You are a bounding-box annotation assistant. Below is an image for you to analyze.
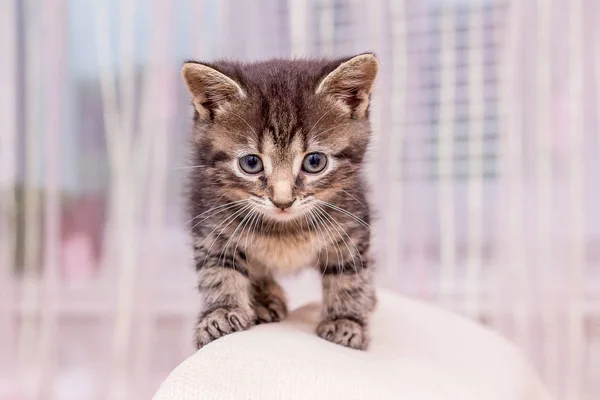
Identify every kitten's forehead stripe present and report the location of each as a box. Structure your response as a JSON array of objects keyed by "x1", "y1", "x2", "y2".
[
  {"x1": 290, "y1": 135, "x2": 304, "y2": 163},
  {"x1": 300, "y1": 128, "x2": 308, "y2": 153}
]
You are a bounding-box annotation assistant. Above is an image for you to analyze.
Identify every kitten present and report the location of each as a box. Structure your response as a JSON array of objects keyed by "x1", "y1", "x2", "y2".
[{"x1": 181, "y1": 53, "x2": 378, "y2": 350}]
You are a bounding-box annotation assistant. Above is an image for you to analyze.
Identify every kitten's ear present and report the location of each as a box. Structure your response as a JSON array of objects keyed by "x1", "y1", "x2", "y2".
[
  {"x1": 181, "y1": 62, "x2": 245, "y2": 120},
  {"x1": 316, "y1": 53, "x2": 379, "y2": 119}
]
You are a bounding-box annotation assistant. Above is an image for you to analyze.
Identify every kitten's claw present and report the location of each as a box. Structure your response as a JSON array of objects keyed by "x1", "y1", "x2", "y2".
[
  {"x1": 195, "y1": 307, "x2": 255, "y2": 349},
  {"x1": 254, "y1": 297, "x2": 287, "y2": 323},
  {"x1": 316, "y1": 318, "x2": 369, "y2": 350}
]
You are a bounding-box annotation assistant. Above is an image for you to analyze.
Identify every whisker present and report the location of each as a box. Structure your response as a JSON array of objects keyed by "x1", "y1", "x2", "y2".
[
  {"x1": 197, "y1": 204, "x2": 252, "y2": 251},
  {"x1": 230, "y1": 208, "x2": 256, "y2": 269},
  {"x1": 316, "y1": 206, "x2": 362, "y2": 263},
  {"x1": 341, "y1": 190, "x2": 368, "y2": 211},
  {"x1": 311, "y1": 207, "x2": 337, "y2": 280},
  {"x1": 218, "y1": 206, "x2": 255, "y2": 267},
  {"x1": 311, "y1": 207, "x2": 342, "y2": 279},
  {"x1": 229, "y1": 110, "x2": 258, "y2": 137},
  {"x1": 314, "y1": 200, "x2": 370, "y2": 229},
  {"x1": 314, "y1": 206, "x2": 361, "y2": 274},
  {"x1": 307, "y1": 108, "x2": 335, "y2": 138},
  {"x1": 172, "y1": 165, "x2": 204, "y2": 170},
  {"x1": 318, "y1": 208, "x2": 350, "y2": 287},
  {"x1": 186, "y1": 200, "x2": 248, "y2": 234},
  {"x1": 315, "y1": 206, "x2": 363, "y2": 284},
  {"x1": 248, "y1": 209, "x2": 262, "y2": 247},
  {"x1": 186, "y1": 199, "x2": 248, "y2": 225},
  {"x1": 303, "y1": 213, "x2": 320, "y2": 270},
  {"x1": 311, "y1": 122, "x2": 353, "y2": 141},
  {"x1": 308, "y1": 209, "x2": 328, "y2": 275},
  {"x1": 243, "y1": 209, "x2": 260, "y2": 250},
  {"x1": 220, "y1": 126, "x2": 253, "y2": 140},
  {"x1": 259, "y1": 210, "x2": 266, "y2": 238},
  {"x1": 197, "y1": 204, "x2": 253, "y2": 270}
]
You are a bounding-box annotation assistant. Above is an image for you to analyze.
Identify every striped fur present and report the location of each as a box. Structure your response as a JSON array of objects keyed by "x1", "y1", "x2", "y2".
[{"x1": 182, "y1": 54, "x2": 378, "y2": 350}]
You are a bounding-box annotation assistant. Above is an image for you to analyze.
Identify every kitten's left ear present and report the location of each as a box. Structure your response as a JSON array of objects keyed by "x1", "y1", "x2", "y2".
[
  {"x1": 181, "y1": 61, "x2": 246, "y2": 120},
  {"x1": 316, "y1": 53, "x2": 379, "y2": 119}
]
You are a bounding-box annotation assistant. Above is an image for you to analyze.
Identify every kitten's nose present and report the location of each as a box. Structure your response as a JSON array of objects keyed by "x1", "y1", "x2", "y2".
[{"x1": 271, "y1": 199, "x2": 295, "y2": 210}]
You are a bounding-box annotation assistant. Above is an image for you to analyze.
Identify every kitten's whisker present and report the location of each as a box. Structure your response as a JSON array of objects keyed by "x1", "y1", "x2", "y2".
[
  {"x1": 197, "y1": 204, "x2": 253, "y2": 270},
  {"x1": 307, "y1": 108, "x2": 335, "y2": 138},
  {"x1": 316, "y1": 205, "x2": 363, "y2": 267},
  {"x1": 292, "y1": 217, "x2": 301, "y2": 231},
  {"x1": 221, "y1": 126, "x2": 252, "y2": 140},
  {"x1": 259, "y1": 210, "x2": 266, "y2": 237},
  {"x1": 186, "y1": 200, "x2": 248, "y2": 234},
  {"x1": 315, "y1": 206, "x2": 364, "y2": 284},
  {"x1": 243, "y1": 209, "x2": 260, "y2": 249},
  {"x1": 231, "y1": 208, "x2": 256, "y2": 269},
  {"x1": 312, "y1": 204, "x2": 358, "y2": 282},
  {"x1": 310, "y1": 209, "x2": 334, "y2": 279},
  {"x1": 188, "y1": 194, "x2": 225, "y2": 216},
  {"x1": 311, "y1": 207, "x2": 342, "y2": 279},
  {"x1": 308, "y1": 211, "x2": 326, "y2": 269},
  {"x1": 186, "y1": 199, "x2": 248, "y2": 225},
  {"x1": 185, "y1": 199, "x2": 248, "y2": 226},
  {"x1": 229, "y1": 110, "x2": 258, "y2": 137},
  {"x1": 314, "y1": 200, "x2": 370, "y2": 229},
  {"x1": 316, "y1": 206, "x2": 348, "y2": 283},
  {"x1": 303, "y1": 214, "x2": 319, "y2": 270},
  {"x1": 341, "y1": 190, "x2": 368, "y2": 211},
  {"x1": 205, "y1": 207, "x2": 250, "y2": 271},
  {"x1": 234, "y1": 208, "x2": 256, "y2": 256},
  {"x1": 320, "y1": 211, "x2": 347, "y2": 286},
  {"x1": 218, "y1": 206, "x2": 255, "y2": 267},
  {"x1": 308, "y1": 210, "x2": 329, "y2": 277},
  {"x1": 311, "y1": 122, "x2": 353, "y2": 141},
  {"x1": 314, "y1": 206, "x2": 361, "y2": 276},
  {"x1": 173, "y1": 165, "x2": 204, "y2": 170},
  {"x1": 198, "y1": 204, "x2": 252, "y2": 252},
  {"x1": 248, "y1": 209, "x2": 262, "y2": 247},
  {"x1": 187, "y1": 208, "x2": 237, "y2": 236}
]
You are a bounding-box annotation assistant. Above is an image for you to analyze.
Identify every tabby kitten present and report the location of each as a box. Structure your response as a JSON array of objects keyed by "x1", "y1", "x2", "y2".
[{"x1": 181, "y1": 53, "x2": 378, "y2": 350}]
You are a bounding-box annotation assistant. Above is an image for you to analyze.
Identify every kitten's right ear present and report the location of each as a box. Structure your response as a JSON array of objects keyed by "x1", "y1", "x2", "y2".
[
  {"x1": 316, "y1": 53, "x2": 378, "y2": 119},
  {"x1": 181, "y1": 62, "x2": 245, "y2": 120}
]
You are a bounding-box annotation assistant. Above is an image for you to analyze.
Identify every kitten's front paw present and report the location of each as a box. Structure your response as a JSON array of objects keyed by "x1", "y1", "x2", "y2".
[
  {"x1": 316, "y1": 318, "x2": 369, "y2": 350},
  {"x1": 195, "y1": 307, "x2": 255, "y2": 349},
  {"x1": 254, "y1": 297, "x2": 287, "y2": 323}
]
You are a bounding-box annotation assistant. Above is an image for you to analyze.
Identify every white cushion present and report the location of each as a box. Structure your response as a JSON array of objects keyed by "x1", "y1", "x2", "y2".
[{"x1": 153, "y1": 290, "x2": 553, "y2": 400}]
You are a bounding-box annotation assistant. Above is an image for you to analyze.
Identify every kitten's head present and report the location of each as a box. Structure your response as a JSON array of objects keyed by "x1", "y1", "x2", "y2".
[{"x1": 182, "y1": 54, "x2": 378, "y2": 223}]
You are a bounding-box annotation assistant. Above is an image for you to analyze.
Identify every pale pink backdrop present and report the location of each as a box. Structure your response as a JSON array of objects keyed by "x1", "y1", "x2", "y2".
[{"x1": 0, "y1": 0, "x2": 599, "y2": 399}]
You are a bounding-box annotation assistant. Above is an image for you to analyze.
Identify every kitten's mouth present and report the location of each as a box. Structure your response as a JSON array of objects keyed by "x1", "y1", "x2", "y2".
[
  {"x1": 251, "y1": 196, "x2": 313, "y2": 223},
  {"x1": 270, "y1": 208, "x2": 300, "y2": 222}
]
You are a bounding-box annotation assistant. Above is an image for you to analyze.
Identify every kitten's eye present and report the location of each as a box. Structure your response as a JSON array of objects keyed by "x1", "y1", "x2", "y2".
[
  {"x1": 302, "y1": 152, "x2": 327, "y2": 174},
  {"x1": 239, "y1": 154, "x2": 263, "y2": 174}
]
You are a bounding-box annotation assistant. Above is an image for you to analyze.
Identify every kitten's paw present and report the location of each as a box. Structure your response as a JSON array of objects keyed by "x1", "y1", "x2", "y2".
[
  {"x1": 195, "y1": 307, "x2": 255, "y2": 349},
  {"x1": 254, "y1": 297, "x2": 287, "y2": 323},
  {"x1": 316, "y1": 318, "x2": 369, "y2": 350}
]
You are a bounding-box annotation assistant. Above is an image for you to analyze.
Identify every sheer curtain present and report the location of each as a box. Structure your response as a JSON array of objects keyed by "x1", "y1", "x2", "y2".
[{"x1": 0, "y1": 0, "x2": 598, "y2": 399}]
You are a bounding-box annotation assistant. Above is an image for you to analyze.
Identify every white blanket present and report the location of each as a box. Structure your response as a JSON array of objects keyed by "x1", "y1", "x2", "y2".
[{"x1": 153, "y1": 290, "x2": 553, "y2": 400}]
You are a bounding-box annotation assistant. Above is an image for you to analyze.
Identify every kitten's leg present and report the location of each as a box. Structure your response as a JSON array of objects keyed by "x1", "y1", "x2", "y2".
[
  {"x1": 194, "y1": 246, "x2": 255, "y2": 349},
  {"x1": 253, "y1": 275, "x2": 288, "y2": 324},
  {"x1": 316, "y1": 245, "x2": 376, "y2": 350}
]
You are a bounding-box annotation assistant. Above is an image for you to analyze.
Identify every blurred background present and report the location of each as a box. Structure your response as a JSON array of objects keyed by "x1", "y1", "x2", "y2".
[{"x1": 0, "y1": 0, "x2": 599, "y2": 399}]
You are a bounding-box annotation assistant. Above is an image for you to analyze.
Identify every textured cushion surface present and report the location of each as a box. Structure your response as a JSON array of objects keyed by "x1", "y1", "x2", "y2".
[{"x1": 153, "y1": 290, "x2": 553, "y2": 400}]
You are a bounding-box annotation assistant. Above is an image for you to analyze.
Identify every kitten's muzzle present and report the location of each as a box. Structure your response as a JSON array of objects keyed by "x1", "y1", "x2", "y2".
[{"x1": 270, "y1": 199, "x2": 295, "y2": 210}]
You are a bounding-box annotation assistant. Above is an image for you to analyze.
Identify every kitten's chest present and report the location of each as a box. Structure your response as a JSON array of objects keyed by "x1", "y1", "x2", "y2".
[{"x1": 246, "y1": 234, "x2": 320, "y2": 274}]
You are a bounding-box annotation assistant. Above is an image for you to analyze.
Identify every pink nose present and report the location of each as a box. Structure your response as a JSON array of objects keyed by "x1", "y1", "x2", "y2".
[{"x1": 271, "y1": 199, "x2": 295, "y2": 210}]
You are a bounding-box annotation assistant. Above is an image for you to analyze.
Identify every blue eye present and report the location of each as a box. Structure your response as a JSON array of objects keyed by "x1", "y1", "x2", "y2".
[
  {"x1": 239, "y1": 154, "x2": 263, "y2": 174},
  {"x1": 302, "y1": 152, "x2": 327, "y2": 173}
]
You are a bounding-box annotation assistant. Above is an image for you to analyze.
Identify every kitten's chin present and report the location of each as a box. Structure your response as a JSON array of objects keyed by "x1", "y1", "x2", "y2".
[{"x1": 265, "y1": 209, "x2": 304, "y2": 223}]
